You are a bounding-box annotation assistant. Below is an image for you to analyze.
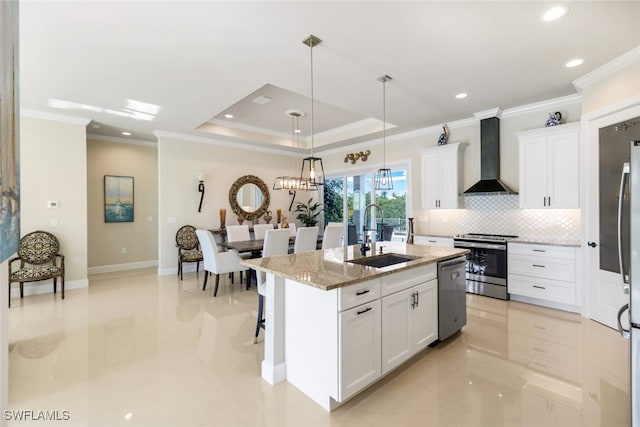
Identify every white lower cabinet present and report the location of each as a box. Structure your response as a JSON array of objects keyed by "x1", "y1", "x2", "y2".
[
  {"x1": 508, "y1": 243, "x2": 577, "y2": 306},
  {"x1": 283, "y1": 264, "x2": 439, "y2": 411},
  {"x1": 381, "y1": 279, "x2": 438, "y2": 374},
  {"x1": 338, "y1": 299, "x2": 381, "y2": 401},
  {"x1": 413, "y1": 235, "x2": 454, "y2": 248}
]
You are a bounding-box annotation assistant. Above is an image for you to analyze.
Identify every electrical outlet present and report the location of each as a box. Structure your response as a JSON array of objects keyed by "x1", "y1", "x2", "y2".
[{"x1": 121, "y1": 248, "x2": 127, "y2": 254}]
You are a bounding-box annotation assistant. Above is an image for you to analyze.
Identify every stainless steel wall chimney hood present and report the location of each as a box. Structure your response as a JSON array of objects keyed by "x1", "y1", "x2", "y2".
[{"x1": 463, "y1": 117, "x2": 517, "y2": 195}]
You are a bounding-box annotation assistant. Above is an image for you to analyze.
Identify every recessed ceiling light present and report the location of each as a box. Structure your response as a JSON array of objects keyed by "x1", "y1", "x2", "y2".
[
  {"x1": 543, "y1": 5, "x2": 569, "y2": 22},
  {"x1": 565, "y1": 58, "x2": 584, "y2": 68},
  {"x1": 122, "y1": 131, "x2": 131, "y2": 136},
  {"x1": 224, "y1": 114, "x2": 234, "y2": 119},
  {"x1": 455, "y1": 93, "x2": 468, "y2": 99}
]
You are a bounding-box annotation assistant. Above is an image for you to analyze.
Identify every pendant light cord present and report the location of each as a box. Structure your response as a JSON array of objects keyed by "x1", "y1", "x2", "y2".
[
  {"x1": 383, "y1": 77, "x2": 386, "y2": 168},
  {"x1": 310, "y1": 38, "x2": 315, "y2": 157}
]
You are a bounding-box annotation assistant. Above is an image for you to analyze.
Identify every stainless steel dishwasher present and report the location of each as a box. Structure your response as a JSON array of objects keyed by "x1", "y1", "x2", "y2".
[{"x1": 438, "y1": 256, "x2": 467, "y2": 341}]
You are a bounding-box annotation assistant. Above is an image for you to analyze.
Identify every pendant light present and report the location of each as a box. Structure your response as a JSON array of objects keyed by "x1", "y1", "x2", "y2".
[
  {"x1": 299, "y1": 34, "x2": 325, "y2": 190},
  {"x1": 375, "y1": 74, "x2": 393, "y2": 191},
  {"x1": 273, "y1": 110, "x2": 308, "y2": 190}
]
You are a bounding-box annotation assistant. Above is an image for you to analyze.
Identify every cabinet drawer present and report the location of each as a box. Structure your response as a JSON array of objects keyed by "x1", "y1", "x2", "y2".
[
  {"x1": 508, "y1": 254, "x2": 575, "y2": 282},
  {"x1": 413, "y1": 236, "x2": 453, "y2": 247},
  {"x1": 508, "y1": 243, "x2": 575, "y2": 260},
  {"x1": 338, "y1": 279, "x2": 381, "y2": 312},
  {"x1": 508, "y1": 274, "x2": 576, "y2": 305},
  {"x1": 381, "y1": 264, "x2": 436, "y2": 296}
]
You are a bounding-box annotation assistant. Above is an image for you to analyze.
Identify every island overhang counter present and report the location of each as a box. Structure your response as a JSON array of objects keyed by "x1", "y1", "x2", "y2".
[{"x1": 242, "y1": 242, "x2": 469, "y2": 411}]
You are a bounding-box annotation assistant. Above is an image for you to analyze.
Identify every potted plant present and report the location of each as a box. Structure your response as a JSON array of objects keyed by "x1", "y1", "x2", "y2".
[{"x1": 293, "y1": 197, "x2": 323, "y2": 227}]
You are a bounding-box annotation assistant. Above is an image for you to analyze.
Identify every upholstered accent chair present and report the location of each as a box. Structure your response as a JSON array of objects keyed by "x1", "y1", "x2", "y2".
[
  {"x1": 8, "y1": 230, "x2": 65, "y2": 307},
  {"x1": 176, "y1": 225, "x2": 203, "y2": 280}
]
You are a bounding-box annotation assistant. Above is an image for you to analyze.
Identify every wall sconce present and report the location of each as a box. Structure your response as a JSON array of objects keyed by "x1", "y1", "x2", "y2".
[
  {"x1": 344, "y1": 149, "x2": 371, "y2": 164},
  {"x1": 197, "y1": 171, "x2": 205, "y2": 212}
]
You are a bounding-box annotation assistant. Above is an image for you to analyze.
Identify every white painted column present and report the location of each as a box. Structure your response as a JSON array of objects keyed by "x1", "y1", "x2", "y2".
[{"x1": 261, "y1": 273, "x2": 286, "y2": 384}]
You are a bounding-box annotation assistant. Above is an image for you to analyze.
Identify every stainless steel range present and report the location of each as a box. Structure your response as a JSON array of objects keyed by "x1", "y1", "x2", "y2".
[{"x1": 453, "y1": 233, "x2": 518, "y2": 300}]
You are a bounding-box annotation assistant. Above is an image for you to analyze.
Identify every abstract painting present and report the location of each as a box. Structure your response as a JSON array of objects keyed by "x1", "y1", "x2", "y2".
[
  {"x1": 104, "y1": 175, "x2": 134, "y2": 223},
  {"x1": 0, "y1": 0, "x2": 20, "y2": 262}
]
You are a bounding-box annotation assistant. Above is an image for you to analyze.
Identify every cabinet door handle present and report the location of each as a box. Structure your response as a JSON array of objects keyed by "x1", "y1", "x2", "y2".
[
  {"x1": 356, "y1": 307, "x2": 372, "y2": 315},
  {"x1": 548, "y1": 196, "x2": 551, "y2": 206},
  {"x1": 410, "y1": 292, "x2": 416, "y2": 308},
  {"x1": 532, "y1": 264, "x2": 546, "y2": 268},
  {"x1": 532, "y1": 249, "x2": 546, "y2": 252},
  {"x1": 543, "y1": 197, "x2": 547, "y2": 207},
  {"x1": 533, "y1": 285, "x2": 546, "y2": 290},
  {"x1": 415, "y1": 291, "x2": 419, "y2": 307},
  {"x1": 356, "y1": 289, "x2": 370, "y2": 296}
]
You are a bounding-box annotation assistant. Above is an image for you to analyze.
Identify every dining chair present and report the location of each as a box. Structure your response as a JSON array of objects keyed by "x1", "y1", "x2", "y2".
[
  {"x1": 195, "y1": 229, "x2": 248, "y2": 297},
  {"x1": 294, "y1": 226, "x2": 319, "y2": 254},
  {"x1": 253, "y1": 223, "x2": 274, "y2": 240},
  {"x1": 175, "y1": 225, "x2": 203, "y2": 280},
  {"x1": 278, "y1": 222, "x2": 297, "y2": 237},
  {"x1": 226, "y1": 224, "x2": 250, "y2": 242},
  {"x1": 322, "y1": 223, "x2": 345, "y2": 250},
  {"x1": 255, "y1": 228, "x2": 290, "y2": 343}
]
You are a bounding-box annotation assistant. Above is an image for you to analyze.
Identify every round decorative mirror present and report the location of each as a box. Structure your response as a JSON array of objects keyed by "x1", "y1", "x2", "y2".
[{"x1": 229, "y1": 175, "x2": 270, "y2": 220}]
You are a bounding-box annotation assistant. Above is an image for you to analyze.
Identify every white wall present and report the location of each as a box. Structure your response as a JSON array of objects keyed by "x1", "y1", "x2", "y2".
[
  {"x1": 17, "y1": 114, "x2": 89, "y2": 292},
  {"x1": 156, "y1": 133, "x2": 299, "y2": 275},
  {"x1": 87, "y1": 139, "x2": 158, "y2": 273}
]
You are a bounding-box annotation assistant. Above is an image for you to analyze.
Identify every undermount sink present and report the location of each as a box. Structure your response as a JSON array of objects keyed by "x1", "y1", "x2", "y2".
[{"x1": 346, "y1": 253, "x2": 421, "y2": 268}]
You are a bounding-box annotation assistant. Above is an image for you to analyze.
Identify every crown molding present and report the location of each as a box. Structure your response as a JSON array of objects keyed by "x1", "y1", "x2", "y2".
[
  {"x1": 87, "y1": 133, "x2": 158, "y2": 148},
  {"x1": 20, "y1": 108, "x2": 91, "y2": 126},
  {"x1": 501, "y1": 93, "x2": 582, "y2": 118},
  {"x1": 573, "y1": 46, "x2": 640, "y2": 92},
  {"x1": 153, "y1": 130, "x2": 302, "y2": 156},
  {"x1": 473, "y1": 108, "x2": 503, "y2": 119}
]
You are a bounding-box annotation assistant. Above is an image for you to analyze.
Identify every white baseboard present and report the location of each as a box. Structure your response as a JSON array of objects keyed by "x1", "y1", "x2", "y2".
[
  {"x1": 9, "y1": 279, "x2": 88, "y2": 298},
  {"x1": 88, "y1": 260, "x2": 158, "y2": 275},
  {"x1": 158, "y1": 262, "x2": 201, "y2": 277},
  {"x1": 510, "y1": 294, "x2": 581, "y2": 314}
]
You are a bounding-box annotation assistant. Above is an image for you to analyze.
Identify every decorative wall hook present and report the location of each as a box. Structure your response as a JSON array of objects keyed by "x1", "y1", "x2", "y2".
[
  {"x1": 197, "y1": 171, "x2": 205, "y2": 212},
  {"x1": 344, "y1": 149, "x2": 371, "y2": 164}
]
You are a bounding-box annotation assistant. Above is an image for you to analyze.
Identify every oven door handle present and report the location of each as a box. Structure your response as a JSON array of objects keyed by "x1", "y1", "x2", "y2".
[{"x1": 454, "y1": 241, "x2": 506, "y2": 251}]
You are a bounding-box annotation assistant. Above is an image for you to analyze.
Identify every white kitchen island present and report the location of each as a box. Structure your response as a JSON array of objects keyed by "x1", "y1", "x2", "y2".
[{"x1": 242, "y1": 241, "x2": 468, "y2": 411}]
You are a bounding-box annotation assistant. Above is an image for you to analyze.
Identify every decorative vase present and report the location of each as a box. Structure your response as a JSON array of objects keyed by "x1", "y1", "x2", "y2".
[
  {"x1": 264, "y1": 210, "x2": 272, "y2": 224},
  {"x1": 219, "y1": 208, "x2": 226, "y2": 230},
  {"x1": 237, "y1": 214, "x2": 245, "y2": 225},
  {"x1": 281, "y1": 216, "x2": 289, "y2": 229},
  {"x1": 407, "y1": 217, "x2": 415, "y2": 244},
  {"x1": 276, "y1": 208, "x2": 282, "y2": 224}
]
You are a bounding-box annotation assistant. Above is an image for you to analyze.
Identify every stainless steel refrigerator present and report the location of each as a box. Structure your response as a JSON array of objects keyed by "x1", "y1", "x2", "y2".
[{"x1": 617, "y1": 140, "x2": 640, "y2": 427}]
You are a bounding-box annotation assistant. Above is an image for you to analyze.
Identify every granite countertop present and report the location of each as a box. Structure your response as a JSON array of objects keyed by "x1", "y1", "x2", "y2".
[
  {"x1": 509, "y1": 238, "x2": 581, "y2": 247},
  {"x1": 242, "y1": 242, "x2": 469, "y2": 291}
]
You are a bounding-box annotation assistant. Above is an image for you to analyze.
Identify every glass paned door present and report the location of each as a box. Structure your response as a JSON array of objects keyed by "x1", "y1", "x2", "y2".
[
  {"x1": 323, "y1": 177, "x2": 344, "y2": 225},
  {"x1": 376, "y1": 169, "x2": 407, "y2": 241},
  {"x1": 347, "y1": 174, "x2": 372, "y2": 244},
  {"x1": 324, "y1": 167, "x2": 408, "y2": 245}
]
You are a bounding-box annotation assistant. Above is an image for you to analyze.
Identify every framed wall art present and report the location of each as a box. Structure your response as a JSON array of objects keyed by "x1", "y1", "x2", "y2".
[
  {"x1": 104, "y1": 175, "x2": 134, "y2": 223},
  {"x1": 0, "y1": 0, "x2": 21, "y2": 263}
]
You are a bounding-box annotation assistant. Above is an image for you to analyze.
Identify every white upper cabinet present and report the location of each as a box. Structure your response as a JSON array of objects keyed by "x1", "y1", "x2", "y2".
[
  {"x1": 421, "y1": 142, "x2": 466, "y2": 209},
  {"x1": 516, "y1": 123, "x2": 580, "y2": 209}
]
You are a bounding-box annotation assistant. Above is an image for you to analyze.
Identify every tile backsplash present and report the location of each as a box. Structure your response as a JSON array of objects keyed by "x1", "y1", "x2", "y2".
[{"x1": 420, "y1": 195, "x2": 581, "y2": 242}]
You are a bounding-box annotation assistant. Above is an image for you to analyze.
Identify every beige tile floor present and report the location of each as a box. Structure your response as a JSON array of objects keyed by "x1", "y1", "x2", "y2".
[{"x1": 8, "y1": 268, "x2": 630, "y2": 426}]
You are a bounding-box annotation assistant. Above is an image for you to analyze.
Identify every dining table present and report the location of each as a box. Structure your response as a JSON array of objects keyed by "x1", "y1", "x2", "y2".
[{"x1": 216, "y1": 234, "x2": 322, "y2": 288}]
